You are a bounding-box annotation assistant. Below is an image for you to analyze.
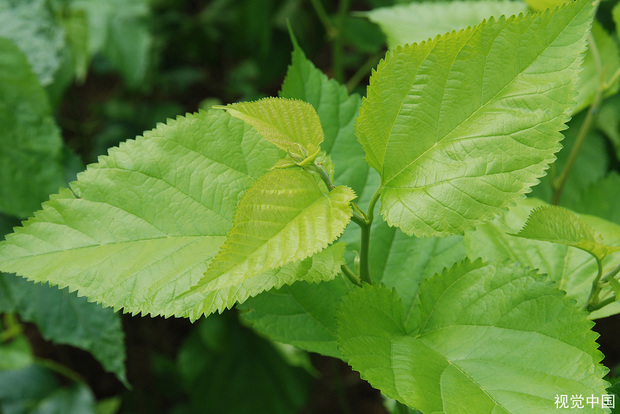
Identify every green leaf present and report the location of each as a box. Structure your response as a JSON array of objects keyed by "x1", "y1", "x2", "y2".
[
  {"x1": 514, "y1": 205, "x2": 620, "y2": 260},
  {"x1": 182, "y1": 167, "x2": 354, "y2": 320},
  {"x1": 0, "y1": 0, "x2": 65, "y2": 86},
  {"x1": 0, "y1": 275, "x2": 127, "y2": 385},
  {"x1": 571, "y1": 172, "x2": 620, "y2": 225},
  {"x1": 337, "y1": 260, "x2": 609, "y2": 413},
  {"x1": 216, "y1": 98, "x2": 324, "y2": 163},
  {"x1": 0, "y1": 335, "x2": 33, "y2": 371},
  {"x1": 465, "y1": 198, "x2": 620, "y2": 317},
  {"x1": 0, "y1": 110, "x2": 284, "y2": 318},
  {"x1": 596, "y1": 95, "x2": 620, "y2": 162},
  {"x1": 279, "y1": 39, "x2": 368, "y2": 195},
  {"x1": 0, "y1": 37, "x2": 65, "y2": 218},
  {"x1": 0, "y1": 365, "x2": 96, "y2": 414},
  {"x1": 573, "y1": 21, "x2": 620, "y2": 114},
  {"x1": 363, "y1": 0, "x2": 527, "y2": 49},
  {"x1": 524, "y1": 0, "x2": 568, "y2": 11},
  {"x1": 529, "y1": 111, "x2": 609, "y2": 207},
  {"x1": 68, "y1": 0, "x2": 151, "y2": 87},
  {"x1": 356, "y1": 0, "x2": 594, "y2": 237},
  {"x1": 240, "y1": 211, "x2": 465, "y2": 358},
  {"x1": 177, "y1": 313, "x2": 311, "y2": 414}
]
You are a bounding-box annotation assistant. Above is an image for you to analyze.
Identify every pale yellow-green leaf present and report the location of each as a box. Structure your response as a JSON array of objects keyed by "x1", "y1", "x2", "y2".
[{"x1": 216, "y1": 97, "x2": 323, "y2": 163}]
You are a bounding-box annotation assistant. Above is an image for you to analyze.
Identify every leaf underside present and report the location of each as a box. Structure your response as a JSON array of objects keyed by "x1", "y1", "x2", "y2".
[
  {"x1": 356, "y1": 0, "x2": 594, "y2": 237},
  {"x1": 337, "y1": 260, "x2": 609, "y2": 413},
  {"x1": 365, "y1": 0, "x2": 527, "y2": 49},
  {"x1": 514, "y1": 205, "x2": 620, "y2": 260},
  {"x1": 465, "y1": 198, "x2": 620, "y2": 317}
]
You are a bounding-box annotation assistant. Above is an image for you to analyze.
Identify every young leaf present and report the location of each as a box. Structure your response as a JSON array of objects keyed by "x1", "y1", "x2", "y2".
[
  {"x1": 363, "y1": 0, "x2": 527, "y2": 49},
  {"x1": 356, "y1": 0, "x2": 594, "y2": 237},
  {"x1": 0, "y1": 38, "x2": 65, "y2": 218},
  {"x1": 0, "y1": 274, "x2": 127, "y2": 385},
  {"x1": 216, "y1": 98, "x2": 324, "y2": 164},
  {"x1": 514, "y1": 205, "x2": 620, "y2": 260},
  {"x1": 240, "y1": 213, "x2": 465, "y2": 358},
  {"x1": 0, "y1": 110, "x2": 284, "y2": 318},
  {"x1": 337, "y1": 260, "x2": 609, "y2": 413},
  {"x1": 182, "y1": 168, "x2": 355, "y2": 319},
  {"x1": 279, "y1": 38, "x2": 367, "y2": 195}
]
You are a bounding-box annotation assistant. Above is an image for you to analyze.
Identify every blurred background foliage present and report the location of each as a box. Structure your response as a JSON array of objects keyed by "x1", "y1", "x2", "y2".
[{"x1": 1, "y1": 0, "x2": 620, "y2": 413}]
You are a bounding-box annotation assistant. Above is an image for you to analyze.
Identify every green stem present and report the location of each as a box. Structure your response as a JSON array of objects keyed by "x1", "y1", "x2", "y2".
[
  {"x1": 552, "y1": 85, "x2": 604, "y2": 205},
  {"x1": 309, "y1": 0, "x2": 334, "y2": 37},
  {"x1": 353, "y1": 189, "x2": 381, "y2": 285},
  {"x1": 552, "y1": 34, "x2": 604, "y2": 205},
  {"x1": 359, "y1": 221, "x2": 371, "y2": 284},
  {"x1": 341, "y1": 264, "x2": 362, "y2": 287},
  {"x1": 601, "y1": 262, "x2": 620, "y2": 283},
  {"x1": 586, "y1": 258, "x2": 605, "y2": 310},
  {"x1": 314, "y1": 163, "x2": 335, "y2": 190},
  {"x1": 332, "y1": 0, "x2": 351, "y2": 83},
  {"x1": 0, "y1": 313, "x2": 22, "y2": 343},
  {"x1": 346, "y1": 52, "x2": 382, "y2": 93},
  {"x1": 35, "y1": 358, "x2": 85, "y2": 383},
  {"x1": 588, "y1": 295, "x2": 616, "y2": 312}
]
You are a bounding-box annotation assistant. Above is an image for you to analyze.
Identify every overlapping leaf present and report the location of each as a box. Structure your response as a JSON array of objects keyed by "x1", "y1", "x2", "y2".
[
  {"x1": 530, "y1": 112, "x2": 609, "y2": 206},
  {"x1": 240, "y1": 184, "x2": 464, "y2": 358},
  {"x1": 363, "y1": 0, "x2": 526, "y2": 49},
  {"x1": 177, "y1": 314, "x2": 311, "y2": 414},
  {"x1": 337, "y1": 260, "x2": 609, "y2": 413},
  {"x1": 514, "y1": 205, "x2": 620, "y2": 260},
  {"x1": 216, "y1": 98, "x2": 324, "y2": 164},
  {"x1": 572, "y1": 172, "x2": 620, "y2": 225},
  {"x1": 0, "y1": 38, "x2": 65, "y2": 218},
  {"x1": 0, "y1": 110, "x2": 298, "y2": 318},
  {"x1": 279, "y1": 38, "x2": 367, "y2": 194},
  {"x1": 465, "y1": 198, "x2": 620, "y2": 317},
  {"x1": 356, "y1": 0, "x2": 594, "y2": 237},
  {"x1": 0, "y1": 275, "x2": 127, "y2": 385},
  {"x1": 181, "y1": 167, "x2": 355, "y2": 320}
]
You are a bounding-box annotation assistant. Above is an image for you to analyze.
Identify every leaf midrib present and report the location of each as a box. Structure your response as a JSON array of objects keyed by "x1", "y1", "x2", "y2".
[{"x1": 381, "y1": 6, "x2": 582, "y2": 189}]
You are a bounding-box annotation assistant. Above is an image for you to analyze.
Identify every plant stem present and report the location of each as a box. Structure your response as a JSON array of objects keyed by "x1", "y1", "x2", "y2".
[
  {"x1": 309, "y1": 0, "x2": 334, "y2": 37},
  {"x1": 586, "y1": 258, "x2": 605, "y2": 310},
  {"x1": 35, "y1": 357, "x2": 85, "y2": 383},
  {"x1": 552, "y1": 86, "x2": 604, "y2": 205},
  {"x1": 332, "y1": 0, "x2": 351, "y2": 83},
  {"x1": 588, "y1": 295, "x2": 616, "y2": 312},
  {"x1": 601, "y1": 262, "x2": 620, "y2": 283},
  {"x1": 351, "y1": 189, "x2": 382, "y2": 285},
  {"x1": 346, "y1": 52, "x2": 382, "y2": 93},
  {"x1": 552, "y1": 34, "x2": 604, "y2": 205},
  {"x1": 359, "y1": 221, "x2": 371, "y2": 284},
  {"x1": 0, "y1": 313, "x2": 22, "y2": 342},
  {"x1": 341, "y1": 264, "x2": 362, "y2": 286}
]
